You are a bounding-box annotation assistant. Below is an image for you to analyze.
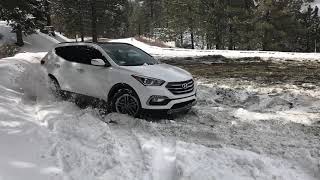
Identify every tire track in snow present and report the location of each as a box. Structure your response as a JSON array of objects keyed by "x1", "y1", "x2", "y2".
[
  {"x1": 106, "y1": 122, "x2": 149, "y2": 179},
  {"x1": 106, "y1": 114, "x2": 179, "y2": 180},
  {"x1": 35, "y1": 105, "x2": 120, "y2": 180}
]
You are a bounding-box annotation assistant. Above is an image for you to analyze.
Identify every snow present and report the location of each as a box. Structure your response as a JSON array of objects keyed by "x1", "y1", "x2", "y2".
[
  {"x1": 110, "y1": 38, "x2": 320, "y2": 61},
  {"x1": 309, "y1": 0, "x2": 320, "y2": 8},
  {"x1": 1, "y1": 22, "x2": 320, "y2": 180},
  {"x1": 234, "y1": 108, "x2": 319, "y2": 125},
  {"x1": 0, "y1": 21, "x2": 16, "y2": 46},
  {"x1": 53, "y1": 32, "x2": 71, "y2": 43},
  {"x1": 198, "y1": 79, "x2": 320, "y2": 125},
  {"x1": 0, "y1": 52, "x2": 319, "y2": 180}
]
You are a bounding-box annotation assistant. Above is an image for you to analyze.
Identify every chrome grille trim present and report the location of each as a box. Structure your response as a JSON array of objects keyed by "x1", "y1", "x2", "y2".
[{"x1": 166, "y1": 79, "x2": 194, "y2": 95}]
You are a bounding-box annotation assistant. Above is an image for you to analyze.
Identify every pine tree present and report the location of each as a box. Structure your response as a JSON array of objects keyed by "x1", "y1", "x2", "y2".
[
  {"x1": 165, "y1": 0, "x2": 201, "y2": 49},
  {"x1": 0, "y1": 0, "x2": 46, "y2": 46},
  {"x1": 52, "y1": 0, "x2": 128, "y2": 41},
  {"x1": 253, "y1": 0, "x2": 304, "y2": 51}
]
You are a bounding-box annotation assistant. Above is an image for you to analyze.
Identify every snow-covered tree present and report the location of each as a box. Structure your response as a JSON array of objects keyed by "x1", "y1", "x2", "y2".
[{"x1": 0, "y1": 0, "x2": 46, "y2": 46}]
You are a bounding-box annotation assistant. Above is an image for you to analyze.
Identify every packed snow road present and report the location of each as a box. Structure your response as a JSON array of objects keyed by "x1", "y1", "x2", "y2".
[{"x1": 0, "y1": 52, "x2": 319, "y2": 180}]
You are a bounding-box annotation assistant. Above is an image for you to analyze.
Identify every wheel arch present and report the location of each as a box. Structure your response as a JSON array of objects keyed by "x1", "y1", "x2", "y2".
[
  {"x1": 48, "y1": 74, "x2": 60, "y2": 86},
  {"x1": 108, "y1": 83, "x2": 139, "y2": 102}
]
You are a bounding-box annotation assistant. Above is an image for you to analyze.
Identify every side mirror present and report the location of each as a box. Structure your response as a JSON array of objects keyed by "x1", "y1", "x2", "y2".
[{"x1": 91, "y1": 59, "x2": 106, "y2": 66}]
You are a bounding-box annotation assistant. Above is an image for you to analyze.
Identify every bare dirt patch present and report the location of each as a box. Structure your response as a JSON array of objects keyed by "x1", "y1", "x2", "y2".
[{"x1": 162, "y1": 55, "x2": 320, "y2": 88}]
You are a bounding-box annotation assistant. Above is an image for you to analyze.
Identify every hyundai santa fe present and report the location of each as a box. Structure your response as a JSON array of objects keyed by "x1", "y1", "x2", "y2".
[{"x1": 41, "y1": 42, "x2": 197, "y2": 117}]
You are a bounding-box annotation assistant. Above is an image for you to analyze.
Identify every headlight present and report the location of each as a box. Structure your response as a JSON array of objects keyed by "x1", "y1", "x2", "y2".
[{"x1": 132, "y1": 75, "x2": 165, "y2": 86}]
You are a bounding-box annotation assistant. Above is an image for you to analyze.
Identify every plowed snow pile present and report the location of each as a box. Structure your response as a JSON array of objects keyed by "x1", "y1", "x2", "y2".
[{"x1": 0, "y1": 53, "x2": 319, "y2": 180}]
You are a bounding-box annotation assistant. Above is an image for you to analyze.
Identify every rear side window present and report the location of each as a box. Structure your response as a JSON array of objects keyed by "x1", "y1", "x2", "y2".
[{"x1": 55, "y1": 45, "x2": 106, "y2": 65}]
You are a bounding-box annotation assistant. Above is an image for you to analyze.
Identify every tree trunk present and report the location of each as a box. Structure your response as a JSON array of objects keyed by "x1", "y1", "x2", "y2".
[
  {"x1": 44, "y1": 0, "x2": 51, "y2": 26},
  {"x1": 91, "y1": 0, "x2": 98, "y2": 43},
  {"x1": 190, "y1": 29, "x2": 194, "y2": 49},
  {"x1": 138, "y1": 23, "x2": 141, "y2": 36},
  {"x1": 80, "y1": 14, "x2": 84, "y2": 42},
  {"x1": 180, "y1": 33, "x2": 183, "y2": 47},
  {"x1": 149, "y1": 0, "x2": 154, "y2": 37},
  {"x1": 228, "y1": 24, "x2": 233, "y2": 50},
  {"x1": 306, "y1": 31, "x2": 310, "y2": 52},
  {"x1": 81, "y1": 33, "x2": 84, "y2": 42},
  {"x1": 16, "y1": 24, "x2": 24, "y2": 46},
  {"x1": 216, "y1": 36, "x2": 221, "y2": 49},
  {"x1": 262, "y1": 29, "x2": 268, "y2": 51},
  {"x1": 215, "y1": 26, "x2": 222, "y2": 49}
]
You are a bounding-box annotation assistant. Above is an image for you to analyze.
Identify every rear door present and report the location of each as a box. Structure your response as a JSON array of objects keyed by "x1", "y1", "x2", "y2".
[
  {"x1": 54, "y1": 45, "x2": 81, "y2": 92},
  {"x1": 54, "y1": 45, "x2": 111, "y2": 98},
  {"x1": 68, "y1": 45, "x2": 112, "y2": 98}
]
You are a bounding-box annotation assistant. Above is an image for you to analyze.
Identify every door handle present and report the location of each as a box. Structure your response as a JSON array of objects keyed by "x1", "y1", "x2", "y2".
[{"x1": 76, "y1": 68, "x2": 84, "y2": 73}]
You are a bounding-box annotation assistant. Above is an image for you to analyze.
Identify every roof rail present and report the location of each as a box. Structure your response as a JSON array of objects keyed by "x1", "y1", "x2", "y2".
[
  {"x1": 57, "y1": 41, "x2": 135, "y2": 45},
  {"x1": 57, "y1": 41, "x2": 94, "y2": 44}
]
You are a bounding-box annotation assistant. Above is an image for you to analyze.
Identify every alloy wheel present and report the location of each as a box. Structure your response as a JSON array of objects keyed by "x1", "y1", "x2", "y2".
[{"x1": 115, "y1": 94, "x2": 140, "y2": 116}]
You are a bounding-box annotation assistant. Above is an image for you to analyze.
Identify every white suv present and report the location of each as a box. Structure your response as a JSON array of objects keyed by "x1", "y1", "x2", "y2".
[{"x1": 41, "y1": 42, "x2": 196, "y2": 117}]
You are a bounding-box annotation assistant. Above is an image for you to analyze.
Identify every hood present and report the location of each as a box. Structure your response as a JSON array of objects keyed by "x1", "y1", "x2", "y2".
[{"x1": 119, "y1": 63, "x2": 192, "y2": 82}]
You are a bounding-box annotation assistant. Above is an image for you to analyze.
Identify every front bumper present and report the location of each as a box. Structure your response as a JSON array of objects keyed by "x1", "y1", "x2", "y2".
[
  {"x1": 167, "y1": 99, "x2": 197, "y2": 114},
  {"x1": 142, "y1": 98, "x2": 197, "y2": 115},
  {"x1": 143, "y1": 92, "x2": 196, "y2": 109},
  {"x1": 135, "y1": 81, "x2": 197, "y2": 110}
]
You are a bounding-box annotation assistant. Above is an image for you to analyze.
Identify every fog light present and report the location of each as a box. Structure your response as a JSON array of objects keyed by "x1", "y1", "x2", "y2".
[{"x1": 148, "y1": 96, "x2": 170, "y2": 105}]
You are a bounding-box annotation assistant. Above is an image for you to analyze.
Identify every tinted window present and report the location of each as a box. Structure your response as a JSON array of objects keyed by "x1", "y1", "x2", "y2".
[
  {"x1": 98, "y1": 43, "x2": 159, "y2": 66},
  {"x1": 55, "y1": 45, "x2": 106, "y2": 65}
]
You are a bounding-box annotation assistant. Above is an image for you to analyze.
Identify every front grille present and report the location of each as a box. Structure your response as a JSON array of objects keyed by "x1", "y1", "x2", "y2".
[{"x1": 166, "y1": 79, "x2": 194, "y2": 95}]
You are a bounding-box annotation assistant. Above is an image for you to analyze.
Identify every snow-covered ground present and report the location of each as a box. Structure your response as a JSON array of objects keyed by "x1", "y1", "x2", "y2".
[
  {"x1": 309, "y1": 0, "x2": 320, "y2": 8},
  {"x1": 0, "y1": 23, "x2": 320, "y2": 180},
  {"x1": 1, "y1": 52, "x2": 319, "y2": 180}
]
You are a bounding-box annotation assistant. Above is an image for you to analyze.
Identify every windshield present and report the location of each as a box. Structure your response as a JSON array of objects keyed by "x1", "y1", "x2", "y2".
[{"x1": 99, "y1": 43, "x2": 159, "y2": 66}]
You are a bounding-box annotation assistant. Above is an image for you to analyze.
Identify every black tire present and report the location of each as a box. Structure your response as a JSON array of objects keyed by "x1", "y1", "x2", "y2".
[
  {"x1": 111, "y1": 88, "x2": 141, "y2": 117},
  {"x1": 48, "y1": 76, "x2": 61, "y2": 97}
]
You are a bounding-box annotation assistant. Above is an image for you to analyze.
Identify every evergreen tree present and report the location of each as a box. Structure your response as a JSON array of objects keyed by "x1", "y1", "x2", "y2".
[
  {"x1": 253, "y1": 0, "x2": 304, "y2": 51},
  {"x1": 0, "y1": 0, "x2": 46, "y2": 46},
  {"x1": 165, "y1": 0, "x2": 201, "y2": 49},
  {"x1": 51, "y1": 0, "x2": 128, "y2": 41}
]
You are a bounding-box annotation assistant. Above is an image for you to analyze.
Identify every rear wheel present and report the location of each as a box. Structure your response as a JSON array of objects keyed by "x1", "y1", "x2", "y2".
[{"x1": 111, "y1": 89, "x2": 141, "y2": 117}]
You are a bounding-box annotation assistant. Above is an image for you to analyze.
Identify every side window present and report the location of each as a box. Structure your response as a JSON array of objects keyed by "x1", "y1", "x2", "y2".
[
  {"x1": 82, "y1": 46, "x2": 106, "y2": 63},
  {"x1": 55, "y1": 45, "x2": 107, "y2": 65},
  {"x1": 55, "y1": 46, "x2": 83, "y2": 63},
  {"x1": 55, "y1": 46, "x2": 73, "y2": 61}
]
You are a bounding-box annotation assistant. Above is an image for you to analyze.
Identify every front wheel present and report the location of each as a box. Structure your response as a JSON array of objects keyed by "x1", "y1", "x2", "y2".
[{"x1": 111, "y1": 89, "x2": 141, "y2": 117}]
